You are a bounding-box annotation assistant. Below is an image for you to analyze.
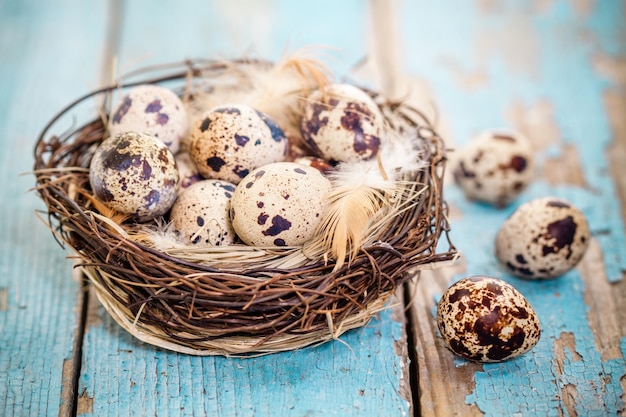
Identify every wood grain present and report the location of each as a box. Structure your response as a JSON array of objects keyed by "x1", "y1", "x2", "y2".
[
  {"x1": 399, "y1": 0, "x2": 626, "y2": 415},
  {"x1": 0, "y1": 1, "x2": 108, "y2": 416}
]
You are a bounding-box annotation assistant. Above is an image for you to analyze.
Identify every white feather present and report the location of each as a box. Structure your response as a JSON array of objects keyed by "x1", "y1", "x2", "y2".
[{"x1": 185, "y1": 50, "x2": 331, "y2": 140}]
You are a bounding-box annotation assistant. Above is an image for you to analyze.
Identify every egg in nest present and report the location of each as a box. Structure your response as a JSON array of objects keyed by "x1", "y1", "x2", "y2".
[
  {"x1": 188, "y1": 104, "x2": 288, "y2": 184},
  {"x1": 300, "y1": 83, "x2": 384, "y2": 163},
  {"x1": 169, "y1": 180, "x2": 236, "y2": 247},
  {"x1": 229, "y1": 162, "x2": 331, "y2": 247},
  {"x1": 495, "y1": 197, "x2": 590, "y2": 279},
  {"x1": 108, "y1": 84, "x2": 188, "y2": 154},
  {"x1": 437, "y1": 276, "x2": 541, "y2": 363},
  {"x1": 89, "y1": 131, "x2": 179, "y2": 221},
  {"x1": 175, "y1": 152, "x2": 203, "y2": 195}
]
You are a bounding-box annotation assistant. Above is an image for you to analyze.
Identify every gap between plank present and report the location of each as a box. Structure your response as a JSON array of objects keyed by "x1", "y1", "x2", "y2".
[
  {"x1": 59, "y1": 1, "x2": 124, "y2": 416},
  {"x1": 366, "y1": 1, "x2": 422, "y2": 415},
  {"x1": 58, "y1": 271, "x2": 90, "y2": 417},
  {"x1": 403, "y1": 283, "x2": 422, "y2": 417}
]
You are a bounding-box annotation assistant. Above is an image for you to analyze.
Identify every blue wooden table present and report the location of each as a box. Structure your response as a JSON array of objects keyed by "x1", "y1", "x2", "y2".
[{"x1": 1, "y1": 1, "x2": 625, "y2": 416}]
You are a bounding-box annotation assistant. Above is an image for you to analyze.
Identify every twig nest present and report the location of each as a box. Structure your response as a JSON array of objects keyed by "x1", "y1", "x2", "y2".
[
  {"x1": 453, "y1": 129, "x2": 534, "y2": 207},
  {"x1": 108, "y1": 84, "x2": 188, "y2": 154},
  {"x1": 437, "y1": 276, "x2": 541, "y2": 363},
  {"x1": 229, "y1": 162, "x2": 332, "y2": 246},
  {"x1": 495, "y1": 197, "x2": 590, "y2": 279},
  {"x1": 170, "y1": 180, "x2": 237, "y2": 247},
  {"x1": 188, "y1": 104, "x2": 289, "y2": 184},
  {"x1": 89, "y1": 131, "x2": 179, "y2": 221},
  {"x1": 34, "y1": 57, "x2": 458, "y2": 355},
  {"x1": 301, "y1": 83, "x2": 384, "y2": 163}
]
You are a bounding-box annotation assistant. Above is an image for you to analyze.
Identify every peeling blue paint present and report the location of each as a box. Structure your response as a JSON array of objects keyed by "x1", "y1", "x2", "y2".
[
  {"x1": 445, "y1": 184, "x2": 625, "y2": 416},
  {"x1": 404, "y1": 0, "x2": 625, "y2": 414},
  {"x1": 78, "y1": 303, "x2": 410, "y2": 417}
]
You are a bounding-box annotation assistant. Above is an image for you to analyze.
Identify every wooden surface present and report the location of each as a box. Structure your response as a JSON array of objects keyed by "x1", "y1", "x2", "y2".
[{"x1": 1, "y1": 0, "x2": 624, "y2": 416}]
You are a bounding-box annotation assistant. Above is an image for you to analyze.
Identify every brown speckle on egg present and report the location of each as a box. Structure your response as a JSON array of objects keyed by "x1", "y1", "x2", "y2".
[
  {"x1": 495, "y1": 197, "x2": 590, "y2": 279},
  {"x1": 437, "y1": 276, "x2": 541, "y2": 363}
]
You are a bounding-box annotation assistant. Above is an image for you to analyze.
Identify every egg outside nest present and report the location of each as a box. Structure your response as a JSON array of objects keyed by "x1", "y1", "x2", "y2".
[
  {"x1": 495, "y1": 197, "x2": 590, "y2": 279},
  {"x1": 453, "y1": 129, "x2": 534, "y2": 207},
  {"x1": 436, "y1": 276, "x2": 541, "y2": 363}
]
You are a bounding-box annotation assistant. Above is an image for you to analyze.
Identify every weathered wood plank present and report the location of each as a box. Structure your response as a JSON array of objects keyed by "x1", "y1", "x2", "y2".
[
  {"x1": 79, "y1": 292, "x2": 410, "y2": 416},
  {"x1": 75, "y1": 1, "x2": 413, "y2": 416},
  {"x1": 0, "y1": 1, "x2": 109, "y2": 416},
  {"x1": 400, "y1": 0, "x2": 626, "y2": 415}
]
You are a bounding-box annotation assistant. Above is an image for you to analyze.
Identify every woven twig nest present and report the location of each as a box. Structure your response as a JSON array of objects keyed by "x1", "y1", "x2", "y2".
[{"x1": 33, "y1": 56, "x2": 457, "y2": 356}]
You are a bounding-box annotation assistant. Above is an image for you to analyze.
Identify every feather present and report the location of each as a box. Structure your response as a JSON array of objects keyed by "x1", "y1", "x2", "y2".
[
  {"x1": 77, "y1": 189, "x2": 132, "y2": 226},
  {"x1": 303, "y1": 128, "x2": 428, "y2": 271},
  {"x1": 304, "y1": 159, "x2": 398, "y2": 271},
  {"x1": 186, "y1": 49, "x2": 332, "y2": 140}
]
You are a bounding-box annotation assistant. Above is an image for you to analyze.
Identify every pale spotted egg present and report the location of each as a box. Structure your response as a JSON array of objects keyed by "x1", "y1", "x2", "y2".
[
  {"x1": 169, "y1": 180, "x2": 236, "y2": 247},
  {"x1": 89, "y1": 131, "x2": 179, "y2": 221},
  {"x1": 495, "y1": 197, "x2": 590, "y2": 279},
  {"x1": 437, "y1": 276, "x2": 541, "y2": 363},
  {"x1": 229, "y1": 162, "x2": 331, "y2": 247},
  {"x1": 453, "y1": 129, "x2": 534, "y2": 207},
  {"x1": 108, "y1": 84, "x2": 188, "y2": 154},
  {"x1": 293, "y1": 156, "x2": 334, "y2": 175},
  {"x1": 300, "y1": 83, "x2": 384, "y2": 163},
  {"x1": 188, "y1": 104, "x2": 288, "y2": 184},
  {"x1": 175, "y1": 152, "x2": 203, "y2": 194}
]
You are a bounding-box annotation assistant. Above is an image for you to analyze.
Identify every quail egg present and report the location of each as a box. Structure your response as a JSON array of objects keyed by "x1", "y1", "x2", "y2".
[
  {"x1": 453, "y1": 129, "x2": 534, "y2": 207},
  {"x1": 437, "y1": 275, "x2": 541, "y2": 363},
  {"x1": 300, "y1": 83, "x2": 384, "y2": 163},
  {"x1": 495, "y1": 197, "x2": 590, "y2": 279},
  {"x1": 89, "y1": 131, "x2": 179, "y2": 221},
  {"x1": 229, "y1": 162, "x2": 331, "y2": 247},
  {"x1": 188, "y1": 104, "x2": 288, "y2": 184},
  {"x1": 175, "y1": 152, "x2": 203, "y2": 194},
  {"x1": 169, "y1": 180, "x2": 236, "y2": 247},
  {"x1": 108, "y1": 84, "x2": 188, "y2": 154},
  {"x1": 293, "y1": 156, "x2": 334, "y2": 175}
]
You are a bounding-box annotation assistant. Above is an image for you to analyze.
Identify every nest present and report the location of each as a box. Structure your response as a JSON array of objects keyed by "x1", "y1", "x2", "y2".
[{"x1": 33, "y1": 57, "x2": 457, "y2": 356}]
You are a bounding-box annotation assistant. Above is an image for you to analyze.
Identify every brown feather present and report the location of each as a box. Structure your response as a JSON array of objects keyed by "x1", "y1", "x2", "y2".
[
  {"x1": 77, "y1": 189, "x2": 132, "y2": 226},
  {"x1": 304, "y1": 163, "x2": 398, "y2": 271}
]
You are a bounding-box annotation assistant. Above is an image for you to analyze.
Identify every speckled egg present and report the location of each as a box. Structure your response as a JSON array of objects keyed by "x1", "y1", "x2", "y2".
[
  {"x1": 175, "y1": 152, "x2": 203, "y2": 194},
  {"x1": 229, "y1": 162, "x2": 331, "y2": 247},
  {"x1": 169, "y1": 180, "x2": 236, "y2": 247},
  {"x1": 188, "y1": 104, "x2": 288, "y2": 184},
  {"x1": 495, "y1": 197, "x2": 590, "y2": 279},
  {"x1": 453, "y1": 129, "x2": 534, "y2": 207},
  {"x1": 437, "y1": 276, "x2": 541, "y2": 363},
  {"x1": 108, "y1": 84, "x2": 188, "y2": 154},
  {"x1": 300, "y1": 83, "x2": 384, "y2": 163},
  {"x1": 293, "y1": 156, "x2": 334, "y2": 175},
  {"x1": 89, "y1": 131, "x2": 179, "y2": 221}
]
